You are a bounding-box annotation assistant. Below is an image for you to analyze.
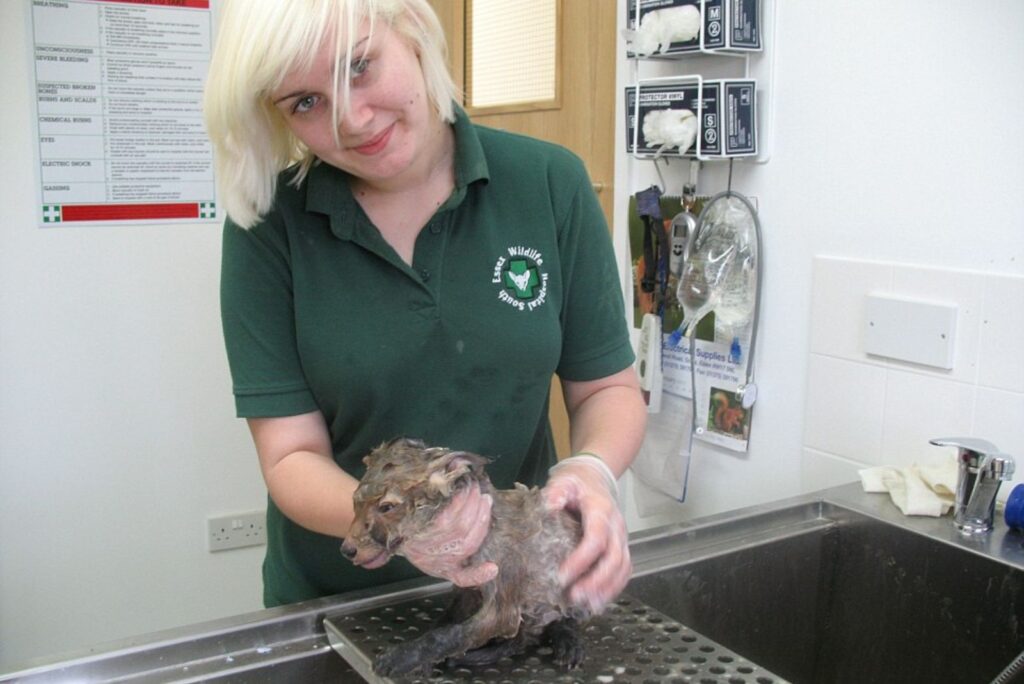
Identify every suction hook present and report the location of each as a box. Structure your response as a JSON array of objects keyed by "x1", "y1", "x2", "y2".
[{"x1": 735, "y1": 383, "x2": 758, "y2": 409}]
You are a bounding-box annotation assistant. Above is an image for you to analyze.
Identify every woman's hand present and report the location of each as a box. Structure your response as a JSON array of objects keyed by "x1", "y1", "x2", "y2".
[
  {"x1": 401, "y1": 481, "x2": 499, "y2": 587},
  {"x1": 544, "y1": 455, "x2": 631, "y2": 614}
]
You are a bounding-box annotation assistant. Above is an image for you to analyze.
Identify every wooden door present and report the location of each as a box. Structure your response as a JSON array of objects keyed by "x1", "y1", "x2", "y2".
[{"x1": 429, "y1": 0, "x2": 618, "y2": 458}]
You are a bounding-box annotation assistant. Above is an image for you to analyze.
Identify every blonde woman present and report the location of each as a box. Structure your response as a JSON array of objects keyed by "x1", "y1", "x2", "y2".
[{"x1": 205, "y1": 0, "x2": 645, "y2": 613}]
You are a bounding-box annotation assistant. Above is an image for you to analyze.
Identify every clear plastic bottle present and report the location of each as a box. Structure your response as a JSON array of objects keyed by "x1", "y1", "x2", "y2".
[{"x1": 677, "y1": 196, "x2": 757, "y2": 339}]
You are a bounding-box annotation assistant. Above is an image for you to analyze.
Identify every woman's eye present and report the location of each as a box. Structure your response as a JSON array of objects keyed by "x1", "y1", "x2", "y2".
[
  {"x1": 351, "y1": 58, "x2": 370, "y2": 77},
  {"x1": 292, "y1": 94, "x2": 320, "y2": 114}
]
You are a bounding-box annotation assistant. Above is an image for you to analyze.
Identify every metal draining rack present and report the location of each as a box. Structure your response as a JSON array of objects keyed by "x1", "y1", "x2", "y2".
[{"x1": 324, "y1": 593, "x2": 789, "y2": 684}]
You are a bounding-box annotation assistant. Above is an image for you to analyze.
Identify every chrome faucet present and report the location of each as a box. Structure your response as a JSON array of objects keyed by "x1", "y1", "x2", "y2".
[{"x1": 930, "y1": 437, "x2": 1016, "y2": 535}]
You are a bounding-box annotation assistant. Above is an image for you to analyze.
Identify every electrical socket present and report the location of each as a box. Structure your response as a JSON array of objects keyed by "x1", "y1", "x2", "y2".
[{"x1": 207, "y1": 511, "x2": 267, "y2": 552}]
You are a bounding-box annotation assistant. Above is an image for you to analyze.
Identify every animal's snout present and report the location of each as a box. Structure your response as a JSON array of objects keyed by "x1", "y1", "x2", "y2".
[{"x1": 341, "y1": 532, "x2": 394, "y2": 569}]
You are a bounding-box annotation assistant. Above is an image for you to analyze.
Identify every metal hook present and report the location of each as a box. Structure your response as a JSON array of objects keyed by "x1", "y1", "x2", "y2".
[
  {"x1": 652, "y1": 156, "x2": 668, "y2": 192},
  {"x1": 683, "y1": 160, "x2": 700, "y2": 209}
]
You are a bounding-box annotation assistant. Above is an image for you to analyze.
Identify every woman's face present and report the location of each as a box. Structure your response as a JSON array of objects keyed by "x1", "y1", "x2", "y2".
[{"x1": 271, "y1": 22, "x2": 438, "y2": 189}]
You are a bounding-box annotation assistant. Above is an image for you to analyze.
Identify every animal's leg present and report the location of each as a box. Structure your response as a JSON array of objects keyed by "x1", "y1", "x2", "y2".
[
  {"x1": 446, "y1": 630, "x2": 532, "y2": 667},
  {"x1": 439, "y1": 589, "x2": 482, "y2": 626},
  {"x1": 374, "y1": 622, "x2": 472, "y2": 677},
  {"x1": 374, "y1": 601, "x2": 520, "y2": 677},
  {"x1": 545, "y1": 617, "x2": 586, "y2": 669}
]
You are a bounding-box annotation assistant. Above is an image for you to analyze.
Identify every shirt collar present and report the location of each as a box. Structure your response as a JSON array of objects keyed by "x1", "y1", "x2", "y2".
[
  {"x1": 450, "y1": 104, "x2": 489, "y2": 189},
  {"x1": 305, "y1": 105, "x2": 489, "y2": 241}
]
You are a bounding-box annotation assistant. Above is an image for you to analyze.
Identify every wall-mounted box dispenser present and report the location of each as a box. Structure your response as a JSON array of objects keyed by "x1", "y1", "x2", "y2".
[{"x1": 625, "y1": 79, "x2": 758, "y2": 159}]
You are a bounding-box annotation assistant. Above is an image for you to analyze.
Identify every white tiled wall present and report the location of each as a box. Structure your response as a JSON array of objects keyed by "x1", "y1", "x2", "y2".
[{"x1": 802, "y1": 256, "x2": 1024, "y2": 499}]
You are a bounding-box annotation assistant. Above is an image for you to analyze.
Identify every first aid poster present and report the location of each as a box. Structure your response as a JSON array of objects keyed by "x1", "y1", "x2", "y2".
[{"x1": 29, "y1": 0, "x2": 217, "y2": 226}]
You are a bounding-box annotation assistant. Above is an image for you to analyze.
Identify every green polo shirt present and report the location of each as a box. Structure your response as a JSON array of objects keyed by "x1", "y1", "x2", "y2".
[{"x1": 220, "y1": 107, "x2": 634, "y2": 606}]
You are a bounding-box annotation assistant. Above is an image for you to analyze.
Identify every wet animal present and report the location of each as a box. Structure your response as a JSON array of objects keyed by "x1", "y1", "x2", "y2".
[{"x1": 341, "y1": 438, "x2": 589, "y2": 677}]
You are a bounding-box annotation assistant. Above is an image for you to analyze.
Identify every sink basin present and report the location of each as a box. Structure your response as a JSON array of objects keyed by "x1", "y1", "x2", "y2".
[
  {"x1": 626, "y1": 486, "x2": 1024, "y2": 684},
  {"x1": 4, "y1": 484, "x2": 1023, "y2": 683}
]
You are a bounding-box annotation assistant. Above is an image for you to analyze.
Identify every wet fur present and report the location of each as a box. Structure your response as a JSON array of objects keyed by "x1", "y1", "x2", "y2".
[{"x1": 341, "y1": 438, "x2": 589, "y2": 677}]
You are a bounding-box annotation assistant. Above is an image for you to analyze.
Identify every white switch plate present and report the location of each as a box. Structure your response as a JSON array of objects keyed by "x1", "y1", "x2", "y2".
[{"x1": 864, "y1": 294, "x2": 957, "y2": 369}]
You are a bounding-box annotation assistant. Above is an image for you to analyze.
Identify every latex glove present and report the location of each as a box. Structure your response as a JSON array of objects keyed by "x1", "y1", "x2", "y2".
[
  {"x1": 544, "y1": 454, "x2": 631, "y2": 614},
  {"x1": 401, "y1": 481, "x2": 499, "y2": 587}
]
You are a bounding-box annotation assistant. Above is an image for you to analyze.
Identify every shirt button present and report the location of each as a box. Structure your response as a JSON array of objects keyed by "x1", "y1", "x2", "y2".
[
  {"x1": 420, "y1": 268, "x2": 431, "y2": 282},
  {"x1": 429, "y1": 222, "x2": 442, "y2": 234}
]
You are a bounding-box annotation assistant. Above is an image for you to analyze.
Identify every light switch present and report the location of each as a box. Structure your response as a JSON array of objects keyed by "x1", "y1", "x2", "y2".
[{"x1": 864, "y1": 294, "x2": 957, "y2": 369}]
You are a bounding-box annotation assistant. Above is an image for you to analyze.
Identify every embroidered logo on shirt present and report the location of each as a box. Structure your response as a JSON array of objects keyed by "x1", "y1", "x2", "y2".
[{"x1": 492, "y1": 246, "x2": 549, "y2": 312}]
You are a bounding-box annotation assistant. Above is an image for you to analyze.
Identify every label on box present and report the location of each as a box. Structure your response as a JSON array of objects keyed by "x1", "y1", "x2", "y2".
[
  {"x1": 701, "y1": 0, "x2": 727, "y2": 50},
  {"x1": 625, "y1": 81, "x2": 757, "y2": 158},
  {"x1": 625, "y1": 0, "x2": 761, "y2": 55},
  {"x1": 730, "y1": 0, "x2": 761, "y2": 49},
  {"x1": 724, "y1": 81, "x2": 757, "y2": 155}
]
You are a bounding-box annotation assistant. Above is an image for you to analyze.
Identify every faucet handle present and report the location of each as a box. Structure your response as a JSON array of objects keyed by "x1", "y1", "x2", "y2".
[
  {"x1": 979, "y1": 453, "x2": 1015, "y2": 481},
  {"x1": 929, "y1": 436, "x2": 1000, "y2": 465}
]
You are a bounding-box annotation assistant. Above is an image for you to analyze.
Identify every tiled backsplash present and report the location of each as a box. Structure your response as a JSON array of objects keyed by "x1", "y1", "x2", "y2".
[{"x1": 802, "y1": 256, "x2": 1024, "y2": 499}]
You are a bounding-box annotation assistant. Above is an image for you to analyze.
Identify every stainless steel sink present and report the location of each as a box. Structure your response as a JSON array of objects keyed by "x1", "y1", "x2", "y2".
[
  {"x1": 4, "y1": 483, "x2": 1023, "y2": 683},
  {"x1": 625, "y1": 485, "x2": 1024, "y2": 684}
]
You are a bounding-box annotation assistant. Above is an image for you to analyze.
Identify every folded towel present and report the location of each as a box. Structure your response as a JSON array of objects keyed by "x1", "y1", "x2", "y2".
[{"x1": 859, "y1": 461, "x2": 957, "y2": 517}]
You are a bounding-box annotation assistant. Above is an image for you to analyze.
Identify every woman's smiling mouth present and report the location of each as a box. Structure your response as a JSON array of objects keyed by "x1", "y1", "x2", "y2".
[{"x1": 351, "y1": 124, "x2": 394, "y2": 155}]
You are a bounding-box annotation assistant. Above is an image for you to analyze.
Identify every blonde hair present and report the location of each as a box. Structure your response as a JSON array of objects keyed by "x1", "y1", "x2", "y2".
[{"x1": 204, "y1": 0, "x2": 458, "y2": 228}]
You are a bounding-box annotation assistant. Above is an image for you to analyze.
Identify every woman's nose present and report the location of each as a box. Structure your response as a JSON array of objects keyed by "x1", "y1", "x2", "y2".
[{"x1": 338, "y1": 92, "x2": 373, "y2": 135}]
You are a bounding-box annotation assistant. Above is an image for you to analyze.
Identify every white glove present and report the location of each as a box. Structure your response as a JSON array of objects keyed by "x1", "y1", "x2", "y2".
[
  {"x1": 544, "y1": 454, "x2": 630, "y2": 613},
  {"x1": 400, "y1": 480, "x2": 499, "y2": 587}
]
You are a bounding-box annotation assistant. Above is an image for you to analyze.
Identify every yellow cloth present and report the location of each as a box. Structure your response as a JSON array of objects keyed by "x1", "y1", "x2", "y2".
[{"x1": 859, "y1": 461, "x2": 957, "y2": 517}]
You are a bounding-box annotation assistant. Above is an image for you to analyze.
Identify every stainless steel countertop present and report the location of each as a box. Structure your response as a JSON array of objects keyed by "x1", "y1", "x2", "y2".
[{"x1": 4, "y1": 482, "x2": 1022, "y2": 682}]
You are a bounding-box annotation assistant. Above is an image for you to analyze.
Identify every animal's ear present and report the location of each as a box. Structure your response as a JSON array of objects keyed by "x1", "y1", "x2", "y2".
[
  {"x1": 449, "y1": 451, "x2": 490, "y2": 476},
  {"x1": 385, "y1": 436, "x2": 425, "y2": 450},
  {"x1": 365, "y1": 436, "x2": 426, "y2": 467},
  {"x1": 426, "y1": 450, "x2": 489, "y2": 498}
]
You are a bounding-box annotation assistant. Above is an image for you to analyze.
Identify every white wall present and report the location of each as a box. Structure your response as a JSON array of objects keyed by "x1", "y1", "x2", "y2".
[
  {"x1": 0, "y1": 1, "x2": 266, "y2": 672},
  {"x1": 615, "y1": 0, "x2": 1024, "y2": 527},
  {"x1": 2, "y1": 0, "x2": 1023, "y2": 673},
  {"x1": 802, "y1": 257, "x2": 1023, "y2": 492}
]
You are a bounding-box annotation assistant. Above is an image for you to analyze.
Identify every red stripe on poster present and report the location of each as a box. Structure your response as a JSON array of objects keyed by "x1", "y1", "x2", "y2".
[
  {"x1": 62, "y1": 203, "x2": 200, "y2": 221},
  {"x1": 82, "y1": 0, "x2": 211, "y2": 9}
]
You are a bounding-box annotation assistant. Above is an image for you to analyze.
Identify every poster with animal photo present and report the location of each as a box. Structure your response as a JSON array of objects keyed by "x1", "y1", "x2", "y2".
[
  {"x1": 706, "y1": 387, "x2": 750, "y2": 442},
  {"x1": 689, "y1": 340, "x2": 751, "y2": 452}
]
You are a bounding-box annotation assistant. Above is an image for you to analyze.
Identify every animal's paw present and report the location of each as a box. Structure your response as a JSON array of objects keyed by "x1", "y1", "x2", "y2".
[
  {"x1": 552, "y1": 633, "x2": 586, "y2": 670},
  {"x1": 372, "y1": 645, "x2": 435, "y2": 678},
  {"x1": 547, "y1": 621, "x2": 586, "y2": 670}
]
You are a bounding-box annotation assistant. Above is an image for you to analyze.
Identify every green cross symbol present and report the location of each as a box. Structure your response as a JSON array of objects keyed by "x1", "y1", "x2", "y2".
[
  {"x1": 504, "y1": 259, "x2": 539, "y2": 299},
  {"x1": 42, "y1": 205, "x2": 61, "y2": 223},
  {"x1": 199, "y1": 202, "x2": 216, "y2": 219}
]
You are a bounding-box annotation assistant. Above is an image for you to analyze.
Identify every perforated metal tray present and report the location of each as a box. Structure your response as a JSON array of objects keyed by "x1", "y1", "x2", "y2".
[{"x1": 324, "y1": 593, "x2": 789, "y2": 684}]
